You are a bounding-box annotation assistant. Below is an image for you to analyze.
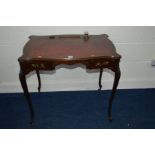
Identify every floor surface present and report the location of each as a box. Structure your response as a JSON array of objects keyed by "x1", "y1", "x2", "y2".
[{"x1": 0, "y1": 89, "x2": 155, "y2": 129}]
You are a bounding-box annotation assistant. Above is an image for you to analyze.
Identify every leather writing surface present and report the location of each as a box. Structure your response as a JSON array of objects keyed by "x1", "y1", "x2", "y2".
[{"x1": 21, "y1": 35, "x2": 121, "y2": 61}]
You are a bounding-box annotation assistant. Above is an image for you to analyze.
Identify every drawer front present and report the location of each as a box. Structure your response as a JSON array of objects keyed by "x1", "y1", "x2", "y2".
[
  {"x1": 87, "y1": 60, "x2": 114, "y2": 69},
  {"x1": 94, "y1": 61, "x2": 110, "y2": 67},
  {"x1": 30, "y1": 62, "x2": 54, "y2": 70},
  {"x1": 31, "y1": 63, "x2": 46, "y2": 69}
]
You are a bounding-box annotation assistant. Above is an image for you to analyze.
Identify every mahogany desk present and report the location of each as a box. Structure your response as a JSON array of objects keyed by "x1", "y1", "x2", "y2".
[{"x1": 18, "y1": 34, "x2": 121, "y2": 125}]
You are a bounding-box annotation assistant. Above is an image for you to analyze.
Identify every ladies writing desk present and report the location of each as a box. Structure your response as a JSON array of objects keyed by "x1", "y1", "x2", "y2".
[{"x1": 18, "y1": 34, "x2": 121, "y2": 125}]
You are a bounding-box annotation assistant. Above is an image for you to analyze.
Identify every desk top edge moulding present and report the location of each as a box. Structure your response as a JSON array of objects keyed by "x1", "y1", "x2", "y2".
[{"x1": 18, "y1": 33, "x2": 122, "y2": 126}]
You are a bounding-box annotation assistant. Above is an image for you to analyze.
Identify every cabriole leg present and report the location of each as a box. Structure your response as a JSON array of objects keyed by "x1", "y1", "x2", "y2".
[
  {"x1": 108, "y1": 67, "x2": 121, "y2": 122},
  {"x1": 19, "y1": 69, "x2": 34, "y2": 125},
  {"x1": 98, "y1": 68, "x2": 103, "y2": 90},
  {"x1": 36, "y1": 70, "x2": 41, "y2": 92}
]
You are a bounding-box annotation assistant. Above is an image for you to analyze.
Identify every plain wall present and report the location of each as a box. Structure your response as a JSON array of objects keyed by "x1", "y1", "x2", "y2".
[{"x1": 0, "y1": 26, "x2": 155, "y2": 93}]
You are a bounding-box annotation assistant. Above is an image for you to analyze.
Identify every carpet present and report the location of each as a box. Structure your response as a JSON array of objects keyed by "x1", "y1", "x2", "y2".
[{"x1": 0, "y1": 89, "x2": 155, "y2": 129}]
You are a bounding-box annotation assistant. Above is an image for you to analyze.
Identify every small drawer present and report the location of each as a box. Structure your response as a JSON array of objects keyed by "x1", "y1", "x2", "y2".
[
  {"x1": 90, "y1": 60, "x2": 112, "y2": 69},
  {"x1": 31, "y1": 62, "x2": 55, "y2": 70},
  {"x1": 95, "y1": 61, "x2": 110, "y2": 67},
  {"x1": 31, "y1": 63, "x2": 46, "y2": 69}
]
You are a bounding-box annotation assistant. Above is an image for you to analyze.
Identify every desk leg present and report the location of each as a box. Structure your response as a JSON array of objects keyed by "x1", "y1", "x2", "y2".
[
  {"x1": 19, "y1": 70, "x2": 34, "y2": 125},
  {"x1": 98, "y1": 68, "x2": 103, "y2": 90},
  {"x1": 36, "y1": 70, "x2": 41, "y2": 92},
  {"x1": 108, "y1": 67, "x2": 121, "y2": 122}
]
